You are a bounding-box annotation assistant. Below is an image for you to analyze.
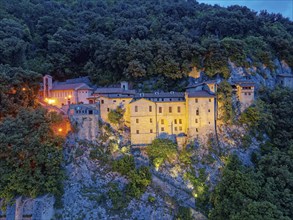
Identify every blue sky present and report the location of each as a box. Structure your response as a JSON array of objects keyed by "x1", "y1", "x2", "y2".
[{"x1": 197, "y1": 0, "x2": 293, "y2": 20}]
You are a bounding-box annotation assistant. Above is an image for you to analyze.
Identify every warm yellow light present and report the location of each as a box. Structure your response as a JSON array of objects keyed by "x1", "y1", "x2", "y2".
[
  {"x1": 22, "y1": 88, "x2": 26, "y2": 91},
  {"x1": 44, "y1": 98, "x2": 48, "y2": 102},
  {"x1": 64, "y1": 97, "x2": 67, "y2": 100},
  {"x1": 68, "y1": 95, "x2": 72, "y2": 98},
  {"x1": 48, "y1": 99, "x2": 56, "y2": 104},
  {"x1": 58, "y1": 128, "x2": 62, "y2": 132}
]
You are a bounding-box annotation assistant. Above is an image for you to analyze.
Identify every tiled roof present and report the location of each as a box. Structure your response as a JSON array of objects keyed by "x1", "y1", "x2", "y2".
[
  {"x1": 187, "y1": 90, "x2": 215, "y2": 98},
  {"x1": 134, "y1": 92, "x2": 185, "y2": 98},
  {"x1": 94, "y1": 88, "x2": 136, "y2": 95},
  {"x1": 51, "y1": 83, "x2": 93, "y2": 91},
  {"x1": 232, "y1": 80, "x2": 255, "y2": 87}
]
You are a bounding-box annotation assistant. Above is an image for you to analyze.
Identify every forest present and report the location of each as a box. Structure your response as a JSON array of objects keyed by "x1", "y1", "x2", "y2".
[{"x1": 1, "y1": 0, "x2": 293, "y2": 86}]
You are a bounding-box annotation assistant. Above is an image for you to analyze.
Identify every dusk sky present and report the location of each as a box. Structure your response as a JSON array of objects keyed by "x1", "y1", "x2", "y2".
[{"x1": 197, "y1": 0, "x2": 293, "y2": 20}]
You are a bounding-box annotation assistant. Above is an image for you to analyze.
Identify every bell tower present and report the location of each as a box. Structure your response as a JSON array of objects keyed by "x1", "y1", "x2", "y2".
[{"x1": 43, "y1": 75, "x2": 53, "y2": 98}]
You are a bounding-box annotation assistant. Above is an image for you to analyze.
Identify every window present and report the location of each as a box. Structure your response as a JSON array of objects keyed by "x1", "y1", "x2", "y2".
[
  {"x1": 196, "y1": 128, "x2": 198, "y2": 132},
  {"x1": 136, "y1": 130, "x2": 139, "y2": 134},
  {"x1": 161, "y1": 127, "x2": 164, "y2": 132},
  {"x1": 248, "y1": 92, "x2": 251, "y2": 95},
  {"x1": 175, "y1": 127, "x2": 178, "y2": 131},
  {"x1": 177, "y1": 106, "x2": 181, "y2": 113},
  {"x1": 135, "y1": 106, "x2": 138, "y2": 112},
  {"x1": 179, "y1": 119, "x2": 182, "y2": 124},
  {"x1": 174, "y1": 119, "x2": 177, "y2": 124},
  {"x1": 159, "y1": 107, "x2": 162, "y2": 113},
  {"x1": 161, "y1": 119, "x2": 164, "y2": 125},
  {"x1": 209, "y1": 122, "x2": 211, "y2": 124},
  {"x1": 149, "y1": 106, "x2": 152, "y2": 112},
  {"x1": 122, "y1": 100, "x2": 125, "y2": 102},
  {"x1": 209, "y1": 99, "x2": 211, "y2": 102},
  {"x1": 150, "y1": 118, "x2": 153, "y2": 123},
  {"x1": 245, "y1": 92, "x2": 247, "y2": 95},
  {"x1": 169, "y1": 107, "x2": 172, "y2": 113},
  {"x1": 196, "y1": 109, "x2": 199, "y2": 115},
  {"x1": 150, "y1": 129, "x2": 153, "y2": 133},
  {"x1": 208, "y1": 109, "x2": 211, "y2": 112},
  {"x1": 136, "y1": 119, "x2": 139, "y2": 123},
  {"x1": 101, "y1": 100, "x2": 104, "y2": 104},
  {"x1": 169, "y1": 98, "x2": 172, "y2": 101},
  {"x1": 113, "y1": 100, "x2": 116, "y2": 103},
  {"x1": 195, "y1": 98, "x2": 198, "y2": 103},
  {"x1": 107, "y1": 108, "x2": 110, "y2": 112},
  {"x1": 179, "y1": 126, "x2": 182, "y2": 131},
  {"x1": 195, "y1": 119, "x2": 198, "y2": 123}
]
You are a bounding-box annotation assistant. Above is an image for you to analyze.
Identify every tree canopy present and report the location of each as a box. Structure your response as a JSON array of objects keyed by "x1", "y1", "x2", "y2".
[{"x1": 1, "y1": 0, "x2": 293, "y2": 86}]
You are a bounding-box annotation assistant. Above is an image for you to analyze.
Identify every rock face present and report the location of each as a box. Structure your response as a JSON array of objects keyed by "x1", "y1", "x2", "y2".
[{"x1": 228, "y1": 59, "x2": 293, "y2": 89}]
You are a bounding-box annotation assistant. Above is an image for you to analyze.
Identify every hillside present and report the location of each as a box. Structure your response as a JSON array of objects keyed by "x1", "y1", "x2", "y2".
[
  {"x1": 0, "y1": 1, "x2": 293, "y2": 220},
  {"x1": 1, "y1": 0, "x2": 293, "y2": 87}
]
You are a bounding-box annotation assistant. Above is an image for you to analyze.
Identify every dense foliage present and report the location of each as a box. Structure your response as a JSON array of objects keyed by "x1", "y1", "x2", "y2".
[
  {"x1": 108, "y1": 106, "x2": 124, "y2": 125},
  {"x1": 1, "y1": 0, "x2": 293, "y2": 86},
  {"x1": 0, "y1": 108, "x2": 64, "y2": 208},
  {"x1": 0, "y1": 64, "x2": 65, "y2": 208},
  {"x1": 111, "y1": 155, "x2": 152, "y2": 209},
  {"x1": 210, "y1": 88, "x2": 293, "y2": 219},
  {"x1": 0, "y1": 64, "x2": 41, "y2": 120},
  {"x1": 146, "y1": 138, "x2": 178, "y2": 169}
]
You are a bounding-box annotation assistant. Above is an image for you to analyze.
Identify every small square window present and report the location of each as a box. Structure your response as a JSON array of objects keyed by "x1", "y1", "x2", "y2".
[
  {"x1": 209, "y1": 99, "x2": 211, "y2": 102},
  {"x1": 161, "y1": 119, "x2": 164, "y2": 125},
  {"x1": 208, "y1": 109, "x2": 210, "y2": 112},
  {"x1": 101, "y1": 100, "x2": 104, "y2": 104},
  {"x1": 196, "y1": 128, "x2": 198, "y2": 132},
  {"x1": 136, "y1": 130, "x2": 139, "y2": 134},
  {"x1": 169, "y1": 107, "x2": 172, "y2": 113},
  {"x1": 179, "y1": 119, "x2": 182, "y2": 124},
  {"x1": 149, "y1": 106, "x2": 152, "y2": 112},
  {"x1": 174, "y1": 119, "x2": 177, "y2": 124},
  {"x1": 195, "y1": 99, "x2": 198, "y2": 103},
  {"x1": 150, "y1": 118, "x2": 153, "y2": 123},
  {"x1": 136, "y1": 119, "x2": 139, "y2": 123},
  {"x1": 177, "y1": 106, "x2": 181, "y2": 113},
  {"x1": 107, "y1": 108, "x2": 110, "y2": 112},
  {"x1": 195, "y1": 119, "x2": 198, "y2": 123},
  {"x1": 196, "y1": 109, "x2": 199, "y2": 115},
  {"x1": 150, "y1": 129, "x2": 153, "y2": 133},
  {"x1": 161, "y1": 127, "x2": 164, "y2": 132},
  {"x1": 135, "y1": 106, "x2": 138, "y2": 112},
  {"x1": 179, "y1": 126, "x2": 182, "y2": 131},
  {"x1": 175, "y1": 127, "x2": 178, "y2": 131},
  {"x1": 113, "y1": 100, "x2": 116, "y2": 103}
]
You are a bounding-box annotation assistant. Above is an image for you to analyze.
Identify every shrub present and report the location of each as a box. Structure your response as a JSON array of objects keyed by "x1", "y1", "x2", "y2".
[
  {"x1": 112, "y1": 155, "x2": 135, "y2": 176},
  {"x1": 146, "y1": 138, "x2": 178, "y2": 168},
  {"x1": 108, "y1": 106, "x2": 124, "y2": 124}
]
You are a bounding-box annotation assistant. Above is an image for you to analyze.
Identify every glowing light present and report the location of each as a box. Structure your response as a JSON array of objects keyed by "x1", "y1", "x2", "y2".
[
  {"x1": 47, "y1": 99, "x2": 56, "y2": 104},
  {"x1": 22, "y1": 88, "x2": 26, "y2": 91},
  {"x1": 68, "y1": 95, "x2": 72, "y2": 98},
  {"x1": 58, "y1": 128, "x2": 63, "y2": 132}
]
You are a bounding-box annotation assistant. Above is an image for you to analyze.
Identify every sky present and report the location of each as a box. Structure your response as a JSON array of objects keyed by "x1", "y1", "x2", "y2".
[{"x1": 197, "y1": 0, "x2": 293, "y2": 20}]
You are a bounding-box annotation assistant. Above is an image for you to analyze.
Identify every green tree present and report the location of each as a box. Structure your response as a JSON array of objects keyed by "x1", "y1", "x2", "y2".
[{"x1": 0, "y1": 108, "x2": 64, "y2": 208}]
